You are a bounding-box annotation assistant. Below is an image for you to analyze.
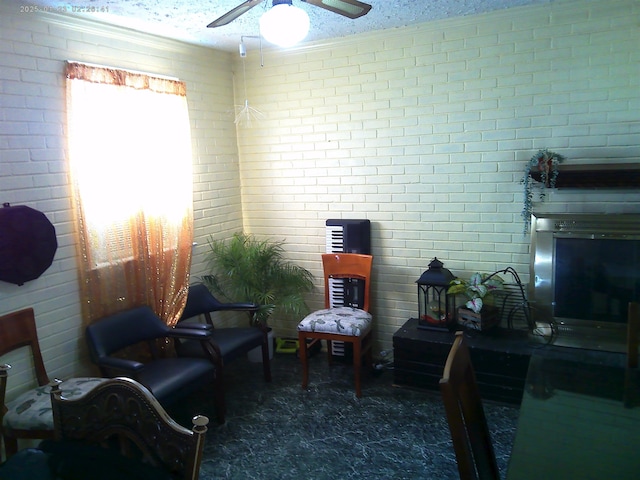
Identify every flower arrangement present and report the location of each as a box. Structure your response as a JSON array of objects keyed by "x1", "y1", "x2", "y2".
[
  {"x1": 447, "y1": 272, "x2": 504, "y2": 314},
  {"x1": 520, "y1": 149, "x2": 566, "y2": 233}
]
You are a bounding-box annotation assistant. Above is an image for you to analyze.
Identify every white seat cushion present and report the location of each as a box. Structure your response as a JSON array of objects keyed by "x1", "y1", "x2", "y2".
[
  {"x1": 297, "y1": 306, "x2": 372, "y2": 336},
  {"x1": 3, "y1": 377, "x2": 107, "y2": 431}
]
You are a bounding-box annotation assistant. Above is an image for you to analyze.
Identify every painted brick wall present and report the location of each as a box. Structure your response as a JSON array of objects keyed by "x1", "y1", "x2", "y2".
[
  {"x1": 233, "y1": 0, "x2": 640, "y2": 349},
  {"x1": 0, "y1": 0, "x2": 638, "y2": 405},
  {"x1": 0, "y1": 5, "x2": 242, "y2": 398}
]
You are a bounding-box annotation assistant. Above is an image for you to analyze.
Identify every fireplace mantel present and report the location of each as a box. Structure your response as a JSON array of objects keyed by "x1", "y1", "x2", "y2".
[{"x1": 529, "y1": 163, "x2": 640, "y2": 188}]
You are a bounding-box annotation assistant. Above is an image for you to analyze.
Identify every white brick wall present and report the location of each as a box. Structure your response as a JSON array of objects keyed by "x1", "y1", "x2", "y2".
[
  {"x1": 0, "y1": 0, "x2": 638, "y2": 405},
  {"x1": 234, "y1": 0, "x2": 640, "y2": 349},
  {"x1": 0, "y1": 6, "x2": 242, "y2": 401}
]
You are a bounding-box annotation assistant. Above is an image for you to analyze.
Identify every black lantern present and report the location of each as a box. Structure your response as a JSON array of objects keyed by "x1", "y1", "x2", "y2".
[{"x1": 416, "y1": 258, "x2": 456, "y2": 331}]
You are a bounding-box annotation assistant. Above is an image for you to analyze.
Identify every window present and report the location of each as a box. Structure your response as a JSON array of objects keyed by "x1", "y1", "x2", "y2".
[{"x1": 66, "y1": 62, "x2": 193, "y2": 325}]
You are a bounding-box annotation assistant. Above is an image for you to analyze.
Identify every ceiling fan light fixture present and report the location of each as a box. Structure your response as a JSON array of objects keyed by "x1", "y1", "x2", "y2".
[{"x1": 259, "y1": 1, "x2": 310, "y2": 47}]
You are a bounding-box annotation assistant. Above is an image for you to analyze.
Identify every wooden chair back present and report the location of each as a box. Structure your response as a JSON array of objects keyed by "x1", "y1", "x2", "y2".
[
  {"x1": 440, "y1": 331, "x2": 500, "y2": 480},
  {"x1": 0, "y1": 308, "x2": 50, "y2": 386},
  {"x1": 0, "y1": 308, "x2": 57, "y2": 456},
  {"x1": 51, "y1": 377, "x2": 208, "y2": 480},
  {"x1": 628, "y1": 302, "x2": 639, "y2": 368},
  {"x1": 321, "y1": 253, "x2": 373, "y2": 312}
]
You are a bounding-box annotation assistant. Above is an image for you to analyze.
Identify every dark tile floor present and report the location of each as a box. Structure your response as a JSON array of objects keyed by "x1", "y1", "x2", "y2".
[{"x1": 168, "y1": 351, "x2": 519, "y2": 480}]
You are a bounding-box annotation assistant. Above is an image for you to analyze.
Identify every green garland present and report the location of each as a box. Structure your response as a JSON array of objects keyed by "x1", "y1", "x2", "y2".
[{"x1": 520, "y1": 149, "x2": 566, "y2": 234}]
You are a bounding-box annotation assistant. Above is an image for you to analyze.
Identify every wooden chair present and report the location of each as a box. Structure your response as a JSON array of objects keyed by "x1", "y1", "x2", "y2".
[
  {"x1": 628, "y1": 301, "x2": 639, "y2": 368},
  {"x1": 439, "y1": 331, "x2": 500, "y2": 480},
  {"x1": 173, "y1": 283, "x2": 271, "y2": 403},
  {"x1": 297, "y1": 253, "x2": 373, "y2": 397},
  {"x1": 49, "y1": 377, "x2": 208, "y2": 480},
  {"x1": 0, "y1": 308, "x2": 106, "y2": 458},
  {"x1": 625, "y1": 302, "x2": 640, "y2": 408}
]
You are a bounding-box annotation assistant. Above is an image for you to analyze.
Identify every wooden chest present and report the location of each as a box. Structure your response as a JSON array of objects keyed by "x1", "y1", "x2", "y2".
[{"x1": 393, "y1": 318, "x2": 533, "y2": 405}]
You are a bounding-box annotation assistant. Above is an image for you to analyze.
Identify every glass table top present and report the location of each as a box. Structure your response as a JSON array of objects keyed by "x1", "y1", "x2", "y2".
[{"x1": 507, "y1": 346, "x2": 640, "y2": 480}]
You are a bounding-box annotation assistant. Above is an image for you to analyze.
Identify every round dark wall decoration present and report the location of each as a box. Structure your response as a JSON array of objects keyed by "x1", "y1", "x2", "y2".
[{"x1": 0, "y1": 203, "x2": 58, "y2": 286}]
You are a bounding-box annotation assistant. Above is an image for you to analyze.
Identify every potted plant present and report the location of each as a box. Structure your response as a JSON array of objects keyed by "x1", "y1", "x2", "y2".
[
  {"x1": 447, "y1": 272, "x2": 504, "y2": 331},
  {"x1": 520, "y1": 149, "x2": 566, "y2": 233},
  {"x1": 202, "y1": 232, "x2": 314, "y2": 343}
]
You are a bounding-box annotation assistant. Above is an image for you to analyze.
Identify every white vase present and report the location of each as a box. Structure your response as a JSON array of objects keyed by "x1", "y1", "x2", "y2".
[{"x1": 247, "y1": 328, "x2": 274, "y2": 363}]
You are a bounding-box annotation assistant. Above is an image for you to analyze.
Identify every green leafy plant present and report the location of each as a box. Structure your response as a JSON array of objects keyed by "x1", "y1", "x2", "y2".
[
  {"x1": 203, "y1": 232, "x2": 314, "y2": 328},
  {"x1": 447, "y1": 272, "x2": 504, "y2": 314},
  {"x1": 520, "y1": 149, "x2": 566, "y2": 233}
]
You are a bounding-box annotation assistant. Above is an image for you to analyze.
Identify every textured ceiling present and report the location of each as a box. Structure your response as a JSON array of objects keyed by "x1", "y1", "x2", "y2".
[{"x1": 7, "y1": 0, "x2": 554, "y2": 52}]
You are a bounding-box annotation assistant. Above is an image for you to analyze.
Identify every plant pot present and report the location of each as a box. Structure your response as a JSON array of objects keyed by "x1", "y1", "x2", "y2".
[
  {"x1": 457, "y1": 306, "x2": 499, "y2": 331},
  {"x1": 248, "y1": 328, "x2": 274, "y2": 363}
]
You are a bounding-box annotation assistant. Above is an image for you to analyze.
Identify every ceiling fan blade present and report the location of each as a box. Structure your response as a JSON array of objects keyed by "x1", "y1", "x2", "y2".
[
  {"x1": 207, "y1": 0, "x2": 266, "y2": 28},
  {"x1": 301, "y1": 0, "x2": 372, "y2": 19}
]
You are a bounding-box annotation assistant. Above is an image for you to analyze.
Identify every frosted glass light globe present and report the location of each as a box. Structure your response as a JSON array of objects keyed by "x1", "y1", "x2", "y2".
[{"x1": 259, "y1": 3, "x2": 310, "y2": 48}]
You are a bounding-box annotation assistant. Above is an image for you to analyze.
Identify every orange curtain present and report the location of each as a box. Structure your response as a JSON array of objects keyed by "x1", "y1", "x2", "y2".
[{"x1": 66, "y1": 61, "x2": 193, "y2": 326}]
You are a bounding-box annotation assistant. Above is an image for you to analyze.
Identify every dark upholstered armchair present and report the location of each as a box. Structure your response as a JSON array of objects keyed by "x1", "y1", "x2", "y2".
[
  {"x1": 174, "y1": 284, "x2": 271, "y2": 406},
  {"x1": 85, "y1": 306, "x2": 224, "y2": 423}
]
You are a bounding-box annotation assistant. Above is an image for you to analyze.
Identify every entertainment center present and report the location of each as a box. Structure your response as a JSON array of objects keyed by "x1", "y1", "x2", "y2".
[
  {"x1": 528, "y1": 212, "x2": 640, "y2": 353},
  {"x1": 393, "y1": 208, "x2": 640, "y2": 405}
]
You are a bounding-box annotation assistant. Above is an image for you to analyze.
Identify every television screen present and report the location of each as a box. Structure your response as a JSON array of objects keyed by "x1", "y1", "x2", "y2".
[{"x1": 554, "y1": 238, "x2": 640, "y2": 323}]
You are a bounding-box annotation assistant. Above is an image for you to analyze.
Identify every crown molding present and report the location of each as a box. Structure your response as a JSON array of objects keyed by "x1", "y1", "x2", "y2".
[{"x1": 5, "y1": 6, "x2": 225, "y2": 57}]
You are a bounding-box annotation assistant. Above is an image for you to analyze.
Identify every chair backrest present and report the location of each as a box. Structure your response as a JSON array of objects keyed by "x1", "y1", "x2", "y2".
[
  {"x1": 322, "y1": 253, "x2": 373, "y2": 312},
  {"x1": 51, "y1": 377, "x2": 208, "y2": 480},
  {"x1": 180, "y1": 283, "x2": 225, "y2": 323},
  {"x1": 85, "y1": 306, "x2": 170, "y2": 362},
  {"x1": 628, "y1": 302, "x2": 639, "y2": 368},
  {"x1": 0, "y1": 308, "x2": 50, "y2": 386},
  {"x1": 439, "y1": 331, "x2": 500, "y2": 480},
  {"x1": 179, "y1": 283, "x2": 260, "y2": 325}
]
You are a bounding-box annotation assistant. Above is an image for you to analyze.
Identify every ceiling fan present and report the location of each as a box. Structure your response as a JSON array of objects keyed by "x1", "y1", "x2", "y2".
[{"x1": 207, "y1": 0, "x2": 373, "y2": 29}]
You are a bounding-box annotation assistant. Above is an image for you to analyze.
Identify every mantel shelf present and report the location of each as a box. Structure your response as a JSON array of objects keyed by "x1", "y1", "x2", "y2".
[{"x1": 529, "y1": 163, "x2": 640, "y2": 189}]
